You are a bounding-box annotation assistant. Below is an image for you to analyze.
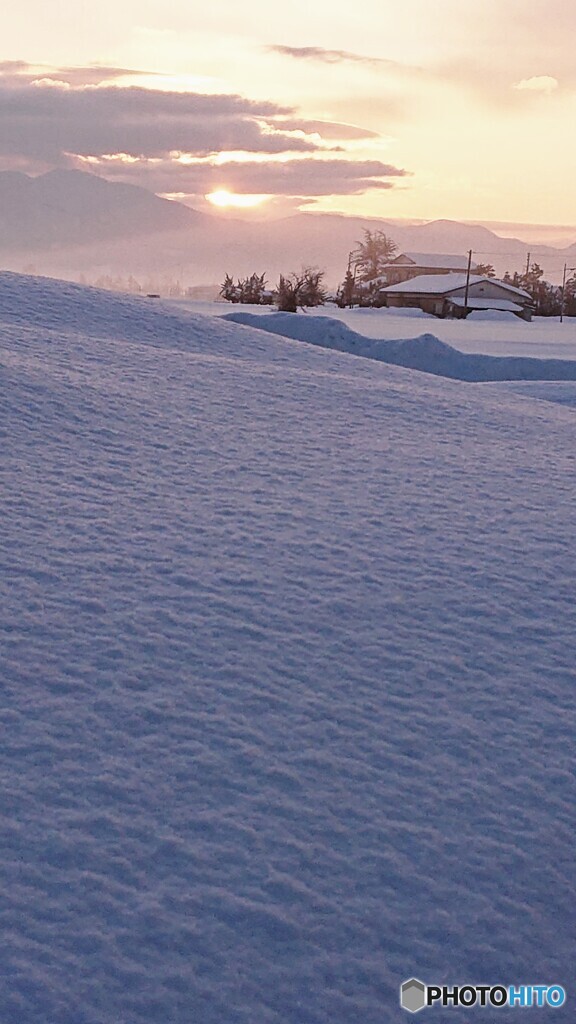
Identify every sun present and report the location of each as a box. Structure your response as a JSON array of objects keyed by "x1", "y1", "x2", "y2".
[{"x1": 206, "y1": 189, "x2": 267, "y2": 209}]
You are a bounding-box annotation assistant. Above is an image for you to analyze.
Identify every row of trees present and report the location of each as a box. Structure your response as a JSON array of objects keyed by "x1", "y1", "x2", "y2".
[
  {"x1": 502, "y1": 264, "x2": 576, "y2": 317},
  {"x1": 220, "y1": 273, "x2": 271, "y2": 305},
  {"x1": 219, "y1": 233, "x2": 393, "y2": 312},
  {"x1": 220, "y1": 268, "x2": 327, "y2": 311}
]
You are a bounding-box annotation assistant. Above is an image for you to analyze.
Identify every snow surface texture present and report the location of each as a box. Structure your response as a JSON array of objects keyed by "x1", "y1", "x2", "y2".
[
  {"x1": 222, "y1": 310, "x2": 576, "y2": 383},
  {"x1": 1, "y1": 271, "x2": 575, "y2": 1023}
]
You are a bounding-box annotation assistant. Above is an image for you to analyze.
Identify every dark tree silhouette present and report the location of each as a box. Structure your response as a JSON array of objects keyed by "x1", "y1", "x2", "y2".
[
  {"x1": 474, "y1": 262, "x2": 496, "y2": 278},
  {"x1": 352, "y1": 229, "x2": 398, "y2": 283},
  {"x1": 277, "y1": 268, "x2": 327, "y2": 312},
  {"x1": 220, "y1": 272, "x2": 267, "y2": 304}
]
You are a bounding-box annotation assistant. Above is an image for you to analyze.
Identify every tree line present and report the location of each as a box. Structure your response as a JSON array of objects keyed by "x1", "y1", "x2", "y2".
[
  {"x1": 220, "y1": 268, "x2": 328, "y2": 311},
  {"x1": 221, "y1": 229, "x2": 576, "y2": 317}
]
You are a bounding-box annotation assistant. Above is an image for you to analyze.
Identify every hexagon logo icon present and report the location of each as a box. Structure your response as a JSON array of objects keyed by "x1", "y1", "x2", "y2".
[{"x1": 400, "y1": 978, "x2": 427, "y2": 1013}]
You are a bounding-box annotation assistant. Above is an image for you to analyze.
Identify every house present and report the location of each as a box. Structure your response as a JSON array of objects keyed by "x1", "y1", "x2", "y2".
[
  {"x1": 381, "y1": 273, "x2": 534, "y2": 320},
  {"x1": 383, "y1": 252, "x2": 478, "y2": 286}
]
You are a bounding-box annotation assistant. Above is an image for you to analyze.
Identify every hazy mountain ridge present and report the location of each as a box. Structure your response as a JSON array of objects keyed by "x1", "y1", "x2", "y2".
[
  {"x1": 0, "y1": 169, "x2": 572, "y2": 286},
  {"x1": 0, "y1": 169, "x2": 205, "y2": 250}
]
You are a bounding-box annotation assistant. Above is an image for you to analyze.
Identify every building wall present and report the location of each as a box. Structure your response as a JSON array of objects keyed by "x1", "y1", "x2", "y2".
[
  {"x1": 386, "y1": 294, "x2": 446, "y2": 316},
  {"x1": 450, "y1": 281, "x2": 526, "y2": 303}
]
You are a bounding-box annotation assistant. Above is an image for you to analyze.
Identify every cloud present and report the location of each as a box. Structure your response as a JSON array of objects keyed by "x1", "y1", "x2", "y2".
[
  {"x1": 0, "y1": 76, "x2": 319, "y2": 167},
  {"x1": 0, "y1": 60, "x2": 147, "y2": 88},
  {"x1": 46, "y1": 66, "x2": 151, "y2": 86},
  {"x1": 268, "y1": 44, "x2": 423, "y2": 77},
  {"x1": 514, "y1": 75, "x2": 559, "y2": 94},
  {"x1": 94, "y1": 156, "x2": 407, "y2": 198},
  {"x1": 0, "y1": 62, "x2": 408, "y2": 204},
  {"x1": 277, "y1": 118, "x2": 380, "y2": 141},
  {"x1": 268, "y1": 45, "x2": 394, "y2": 68}
]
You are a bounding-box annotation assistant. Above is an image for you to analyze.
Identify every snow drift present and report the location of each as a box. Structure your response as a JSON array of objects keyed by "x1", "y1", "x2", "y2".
[
  {"x1": 1, "y1": 272, "x2": 575, "y2": 1023},
  {"x1": 222, "y1": 309, "x2": 576, "y2": 382}
]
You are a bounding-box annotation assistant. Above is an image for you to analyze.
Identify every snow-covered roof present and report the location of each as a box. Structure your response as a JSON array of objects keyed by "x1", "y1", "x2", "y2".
[
  {"x1": 392, "y1": 252, "x2": 476, "y2": 270},
  {"x1": 383, "y1": 273, "x2": 475, "y2": 294},
  {"x1": 382, "y1": 273, "x2": 532, "y2": 300}
]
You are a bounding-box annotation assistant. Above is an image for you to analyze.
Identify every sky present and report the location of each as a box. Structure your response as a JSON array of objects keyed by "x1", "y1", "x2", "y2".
[{"x1": 1, "y1": 0, "x2": 575, "y2": 225}]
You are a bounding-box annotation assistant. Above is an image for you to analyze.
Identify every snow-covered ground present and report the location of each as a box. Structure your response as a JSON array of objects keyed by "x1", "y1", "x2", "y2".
[
  {"x1": 221, "y1": 310, "x2": 576, "y2": 386},
  {"x1": 1, "y1": 272, "x2": 575, "y2": 1023},
  {"x1": 172, "y1": 297, "x2": 576, "y2": 360}
]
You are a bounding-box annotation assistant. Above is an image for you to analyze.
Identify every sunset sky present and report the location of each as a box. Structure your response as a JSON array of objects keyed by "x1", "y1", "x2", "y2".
[{"x1": 2, "y1": 0, "x2": 574, "y2": 224}]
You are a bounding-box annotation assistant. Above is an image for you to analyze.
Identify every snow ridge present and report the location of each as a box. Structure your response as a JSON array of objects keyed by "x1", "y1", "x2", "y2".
[{"x1": 222, "y1": 310, "x2": 576, "y2": 382}]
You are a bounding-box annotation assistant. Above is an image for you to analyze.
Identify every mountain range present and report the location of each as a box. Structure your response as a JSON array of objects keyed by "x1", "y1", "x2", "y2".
[{"x1": 1, "y1": 169, "x2": 574, "y2": 287}]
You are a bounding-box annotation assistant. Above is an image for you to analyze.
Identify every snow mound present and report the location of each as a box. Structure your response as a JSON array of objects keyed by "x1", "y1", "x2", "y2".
[
  {"x1": 1, "y1": 273, "x2": 575, "y2": 1023},
  {"x1": 223, "y1": 310, "x2": 576, "y2": 383},
  {"x1": 378, "y1": 305, "x2": 433, "y2": 319},
  {"x1": 340, "y1": 305, "x2": 433, "y2": 320},
  {"x1": 0, "y1": 270, "x2": 289, "y2": 365},
  {"x1": 467, "y1": 309, "x2": 520, "y2": 322}
]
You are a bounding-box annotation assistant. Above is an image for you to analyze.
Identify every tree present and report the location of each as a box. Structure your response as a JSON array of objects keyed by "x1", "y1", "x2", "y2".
[
  {"x1": 219, "y1": 272, "x2": 267, "y2": 304},
  {"x1": 519, "y1": 263, "x2": 553, "y2": 316},
  {"x1": 474, "y1": 262, "x2": 496, "y2": 278},
  {"x1": 277, "y1": 267, "x2": 327, "y2": 312},
  {"x1": 537, "y1": 281, "x2": 561, "y2": 317},
  {"x1": 563, "y1": 274, "x2": 576, "y2": 317},
  {"x1": 522, "y1": 261, "x2": 544, "y2": 294},
  {"x1": 352, "y1": 229, "x2": 398, "y2": 283},
  {"x1": 220, "y1": 273, "x2": 240, "y2": 302},
  {"x1": 298, "y1": 268, "x2": 327, "y2": 308},
  {"x1": 503, "y1": 263, "x2": 560, "y2": 316},
  {"x1": 336, "y1": 267, "x2": 356, "y2": 308},
  {"x1": 239, "y1": 272, "x2": 267, "y2": 304}
]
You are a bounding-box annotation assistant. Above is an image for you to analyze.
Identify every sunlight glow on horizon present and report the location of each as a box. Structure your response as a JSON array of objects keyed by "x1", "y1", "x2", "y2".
[{"x1": 206, "y1": 189, "x2": 269, "y2": 208}]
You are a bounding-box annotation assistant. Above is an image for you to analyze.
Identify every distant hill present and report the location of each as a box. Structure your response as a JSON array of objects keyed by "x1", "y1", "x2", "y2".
[
  {"x1": 275, "y1": 213, "x2": 563, "y2": 267},
  {"x1": 0, "y1": 169, "x2": 205, "y2": 250},
  {"x1": 0, "y1": 169, "x2": 572, "y2": 287}
]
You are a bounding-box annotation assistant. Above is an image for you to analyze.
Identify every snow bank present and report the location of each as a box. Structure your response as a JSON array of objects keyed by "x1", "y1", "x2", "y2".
[
  {"x1": 467, "y1": 308, "x2": 520, "y2": 322},
  {"x1": 1, "y1": 273, "x2": 575, "y2": 1023},
  {"x1": 223, "y1": 310, "x2": 576, "y2": 382},
  {"x1": 348, "y1": 305, "x2": 433, "y2": 320}
]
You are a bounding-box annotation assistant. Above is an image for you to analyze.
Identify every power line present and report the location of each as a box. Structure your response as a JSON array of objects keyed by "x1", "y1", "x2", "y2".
[{"x1": 472, "y1": 250, "x2": 574, "y2": 260}]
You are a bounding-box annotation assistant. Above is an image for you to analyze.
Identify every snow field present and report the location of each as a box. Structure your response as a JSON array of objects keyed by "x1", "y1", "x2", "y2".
[{"x1": 1, "y1": 273, "x2": 575, "y2": 1023}]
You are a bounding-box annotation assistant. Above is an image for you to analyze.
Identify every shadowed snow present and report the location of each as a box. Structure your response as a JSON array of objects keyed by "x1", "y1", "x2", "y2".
[{"x1": 1, "y1": 273, "x2": 575, "y2": 1023}]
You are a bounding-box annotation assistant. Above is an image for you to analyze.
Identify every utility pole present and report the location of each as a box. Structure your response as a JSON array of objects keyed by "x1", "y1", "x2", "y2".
[
  {"x1": 560, "y1": 263, "x2": 567, "y2": 323},
  {"x1": 464, "y1": 249, "x2": 473, "y2": 311},
  {"x1": 560, "y1": 264, "x2": 576, "y2": 323},
  {"x1": 346, "y1": 250, "x2": 356, "y2": 308},
  {"x1": 525, "y1": 252, "x2": 531, "y2": 278}
]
